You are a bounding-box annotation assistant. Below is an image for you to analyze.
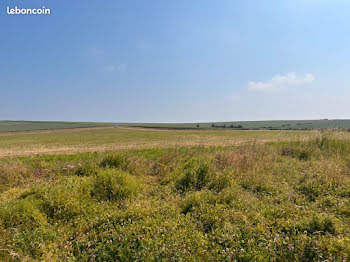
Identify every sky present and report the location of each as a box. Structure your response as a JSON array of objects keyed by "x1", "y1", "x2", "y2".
[{"x1": 1, "y1": 0, "x2": 350, "y2": 123}]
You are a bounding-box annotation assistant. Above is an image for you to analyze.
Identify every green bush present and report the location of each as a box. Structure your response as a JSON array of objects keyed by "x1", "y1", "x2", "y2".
[
  {"x1": 0, "y1": 199, "x2": 47, "y2": 229},
  {"x1": 208, "y1": 171, "x2": 231, "y2": 192},
  {"x1": 14, "y1": 178, "x2": 92, "y2": 223},
  {"x1": 240, "y1": 178, "x2": 274, "y2": 197},
  {"x1": 91, "y1": 169, "x2": 140, "y2": 202},
  {"x1": 281, "y1": 147, "x2": 311, "y2": 160},
  {"x1": 73, "y1": 163, "x2": 98, "y2": 177},
  {"x1": 303, "y1": 216, "x2": 336, "y2": 235},
  {"x1": 99, "y1": 153, "x2": 130, "y2": 170},
  {"x1": 174, "y1": 157, "x2": 213, "y2": 192}
]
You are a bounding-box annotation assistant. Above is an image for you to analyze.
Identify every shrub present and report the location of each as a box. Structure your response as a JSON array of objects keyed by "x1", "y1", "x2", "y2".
[
  {"x1": 33, "y1": 178, "x2": 92, "y2": 222},
  {"x1": 174, "y1": 158, "x2": 213, "y2": 192},
  {"x1": 297, "y1": 149, "x2": 311, "y2": 161},
  {"x1": 208, "y1": 172, "x2": 231, "y2": 192},
  {"x1": 40, "y1": 190, "x2": 80, "y2": 222},
  {"x1": 11, "y1": 229, "x2": 52, "y2": 260},
  {"x1": 240, "y1": 177, "x2": 274, "y2": 197},
  {"x1": 0, "y1": 199, "x2": 47, "y2": 229},
  {"x1": 301, "y1": 216, "x2": 336, "y2": 235},
  {"x1": 181, "y1": 191, "x2": 220, "y2": 233},
  {"x1": 0, "y1": 161, "x2": 31, "y2": 193},
  {"x1": 281, "y1": 147, "x2": 311, "y2": 160},
  {"x1": 281, "y1": 147, "x2": 293, "y2": 156},
  {"x1": 298, "y1": 182, "x2": 320, "y2": 202},
  {"x1": 73, "y1": 163, "x2": 98, "y2": 177},
  {"x1": 181, "y1": 192, "x2": 202, "y2": 215},
  {"x1": 91, "y1": 169, "x2": 140, "y2": 202},
  {"x1": 99, "y1": 153, "x2": 130, "y2": 170}
]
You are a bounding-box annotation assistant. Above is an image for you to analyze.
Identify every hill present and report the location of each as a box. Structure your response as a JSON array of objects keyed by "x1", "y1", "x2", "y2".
[{"x1": 120, "y1": 119, "x2": 350, "y2": 130}]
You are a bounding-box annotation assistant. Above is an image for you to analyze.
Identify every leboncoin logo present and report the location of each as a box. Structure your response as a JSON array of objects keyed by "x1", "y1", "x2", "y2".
[{"x1": 7, "y1": 6, "x2": 51, "y2": 15}]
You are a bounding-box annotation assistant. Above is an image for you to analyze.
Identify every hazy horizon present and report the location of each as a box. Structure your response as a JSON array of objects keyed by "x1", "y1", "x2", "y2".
[{"x1": 2, "y1": 118, "x2": 350, "y2": 124}]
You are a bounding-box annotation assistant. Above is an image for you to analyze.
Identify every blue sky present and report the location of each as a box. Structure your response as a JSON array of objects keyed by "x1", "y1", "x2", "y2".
[{"x1": 1, "y1": 0, "x2": 350, "y2": 122}]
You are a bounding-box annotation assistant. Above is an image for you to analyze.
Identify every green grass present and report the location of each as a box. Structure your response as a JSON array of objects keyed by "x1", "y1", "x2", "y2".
[
  {"x1": 120, "y1": 119, "x2": 350, "y2": 130},
  {"x1": 0, "y1": 121, "x2": 112, "y2": 133},
  {"x1": 0, "y1": 132, "x2": 349, "y2": 261}
]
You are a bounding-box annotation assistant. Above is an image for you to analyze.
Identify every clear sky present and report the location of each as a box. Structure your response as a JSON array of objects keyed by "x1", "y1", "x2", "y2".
[{"x1": 1, "y1": 0, "x2": 350, "y2": 122}]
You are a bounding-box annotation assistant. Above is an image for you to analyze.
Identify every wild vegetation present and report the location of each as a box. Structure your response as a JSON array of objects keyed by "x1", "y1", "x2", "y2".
[{"x1": 0, "y1": 131, "x2": 349, "y2": 261}]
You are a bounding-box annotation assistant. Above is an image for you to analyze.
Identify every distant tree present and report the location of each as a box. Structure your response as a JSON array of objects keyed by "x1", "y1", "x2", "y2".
[
  {"x1": 211, "y1": 124, "x2": 215, "y2": 128},
  {"x1": 196, "y1": 125, "x2": 199, "y2": 128},
  {"x1": 238, "y1": 125, "x2": 243, "y2": 128},
  {"x1": 223, "y1": 125, "x2": 226, "y2": 128}
]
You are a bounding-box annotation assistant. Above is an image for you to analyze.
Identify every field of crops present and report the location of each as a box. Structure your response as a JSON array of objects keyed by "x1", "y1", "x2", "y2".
[
  {"x1": 0, "y1": 129, "x2": 349, "y2": 261},
  {"x1": 120, "y1": 119, "x2": 350, "y2": 130},
  {"x1": 0, "y1": 121, "x2": 113, "y2": 133}
]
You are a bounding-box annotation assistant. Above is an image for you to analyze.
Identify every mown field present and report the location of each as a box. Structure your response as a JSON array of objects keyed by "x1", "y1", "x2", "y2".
[
  {"x1": 120, "y1": 119, "x2": 350, "y2": 130},
  {"x1": 0, "y1": 127, "x2": 314, "y2": 157},
  {"x1": 0, "y1": 129, "x2": 349, "y2": 261},
  {"x1": 0, "y1": 121, "x2": 112, "y2": 133}
]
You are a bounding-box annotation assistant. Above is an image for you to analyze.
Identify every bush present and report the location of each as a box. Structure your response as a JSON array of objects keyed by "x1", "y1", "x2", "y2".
[
  {"x1": 174, "y1": 158, "x2": 213, "y2": 192},
  {"x1": 208, "y1": 172, "x2": 231, "y2": 192},
  {"x1": 91, "y1": 169, "x2": 140, "y2": 202},
  {"x1": 181, "y1": 191, "x2": 220, "y2": 233},
  {"x1": 303, "y1": 216, "x2": 336, "y2": 235},
  {"x1": 298, "y1": 182, "x2": 320, "y2": 202},
  {"x1": 73, "y1": 163, "x2": 98, "y2": 177},
  {"x1": 99, "y1": 153, "x2": 130, "y2": 170},
  {"x1": 281, "y1": 147, "x2": 311, "y2": 160},
  {"x1": 10, "y1": 178, "x2": 92, "y2": 223},
  {"x1": 0, "y1": 199, "x2": 47, "y2": 229},
  {"x1": 240, "y1": 177, "x2": 274, "y2": 197},
  {"x1": 39, "y1": 182, "x2": 88, "y2": 222}
]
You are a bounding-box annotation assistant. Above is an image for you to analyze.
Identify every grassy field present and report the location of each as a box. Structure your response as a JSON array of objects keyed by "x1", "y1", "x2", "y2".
[
  {"x1": 120, "y1": 119, "x2": 350, "y2": 130},
  {"x1": 0, "y1": 127, "x2": 316, "y2": 157},
  {"x1": 0, "y1": 121, "x2": 113, "y2": 133},
  {"x1": 2, "y1": 120, "x2": 350, "y2": 133},
  {"x1": 0, "y1": 128, "x2": 349, "y2": 261}
]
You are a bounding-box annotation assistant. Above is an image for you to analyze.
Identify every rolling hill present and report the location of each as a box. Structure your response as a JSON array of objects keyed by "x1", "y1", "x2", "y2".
[{"x1": 120, "y1": 119, "x2": 350, "y2": 130}]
